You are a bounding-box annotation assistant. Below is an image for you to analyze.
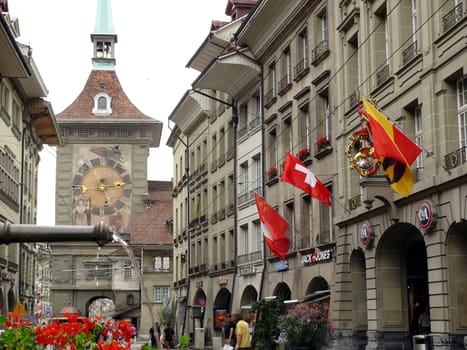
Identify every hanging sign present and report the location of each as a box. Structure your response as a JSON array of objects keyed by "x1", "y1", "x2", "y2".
[
  {"x1": 360, "y1": 221, "x2": 374, "y2": 247},
  {"x1": 417, "y1": 200, "x2": 437, "y2": 231}
]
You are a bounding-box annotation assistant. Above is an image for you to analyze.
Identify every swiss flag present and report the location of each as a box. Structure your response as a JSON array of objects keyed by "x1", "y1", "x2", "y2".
[
  {"x1": 281, "y1": 152, "x2": 331, "y2": 206},
  {"x1": 254, "y1": 192, "x2": 290, "y2": 260}
]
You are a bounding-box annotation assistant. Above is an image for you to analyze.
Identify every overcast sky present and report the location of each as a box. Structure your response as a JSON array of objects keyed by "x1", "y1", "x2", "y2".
[{"x1": 9, "y1": 0, "x2": 230, "y2": 225}]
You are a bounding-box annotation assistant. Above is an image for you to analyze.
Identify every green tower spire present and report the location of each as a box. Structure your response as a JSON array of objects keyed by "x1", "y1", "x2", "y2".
[
  {"x1": 91, "y1": 0, "x2": 118, "y2": 70},
  {"x1": 94, "y1": 0, "x2": 115, "y2": 34}
]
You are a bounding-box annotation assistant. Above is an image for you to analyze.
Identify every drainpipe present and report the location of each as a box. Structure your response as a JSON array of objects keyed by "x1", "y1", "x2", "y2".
[
  {"x1": 257, "y1": 63, "x2": 267, "y2": 301},
  {"x1": 230, "y1": 102, "x2": 238, "y2": 313}
]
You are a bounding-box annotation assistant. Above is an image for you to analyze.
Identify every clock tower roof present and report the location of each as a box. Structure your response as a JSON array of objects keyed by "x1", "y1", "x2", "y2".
[{"x1": 56, "y1": 69, "x2": 162, "y2": 147}]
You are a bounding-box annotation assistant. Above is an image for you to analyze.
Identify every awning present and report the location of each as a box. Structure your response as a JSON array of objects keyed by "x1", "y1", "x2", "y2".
[
  {"x1": 168, "y1": 90, "x2": 212, "y2": 133},
  {"x1": 0, "y1": 14, "x2": 30, "y2": 78},
  {"x1": 186, "y1": 17, "x2": 244, "y2": 72},
  {"x1": 26, "y1": 98, "x2": 61, "y2": 146},
  {"x1": 192, "y1": 49, "x2": 260, "y2": 99}
]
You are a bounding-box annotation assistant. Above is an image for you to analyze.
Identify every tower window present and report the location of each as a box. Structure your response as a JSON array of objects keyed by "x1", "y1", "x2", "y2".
[
  {"x1": 98, "y1": 96, "x2": 107, "y2": 110},
  {"x1": 92, "y1": 93, "x2": 112, "y2": 115}
]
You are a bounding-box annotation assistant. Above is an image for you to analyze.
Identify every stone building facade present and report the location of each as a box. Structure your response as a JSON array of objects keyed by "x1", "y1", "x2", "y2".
[{"x1": 168, "y1": 0, "x2": 466, "y2": 349}]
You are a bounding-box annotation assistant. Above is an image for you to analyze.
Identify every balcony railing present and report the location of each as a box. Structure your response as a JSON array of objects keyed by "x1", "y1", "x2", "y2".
[
  {"x1": 442, "y1": 3, "x2": 464, "y2": 33},
  {"x1": 293, "y1": 58, "x2": 308, "y2": 79},
  {"x1": 249, "y1": 117, "x2": 261, "y2": 130},
  {"x1": 445, "y1": 146, "x2": 466, "y2": 170},
  {"x1": 297, "y1": 237, "x2": 311, "y2": 250},
  {"x1": 237, "y1": 192, "x2": 249, "y2": 205},
  {"x1": 238, "y1": 126, "x2": 248, "y2": 138},
  {"x1": 376, "y1": 63, "x2": 390, "y2": 87},
  {"x1": 226, "y1": 148, "x2": 234, "y2": 161},
  {"x1": 311, "y1": 40, "x2": 329, "y2": 65},
  {"x1": 218, "y1": 153, "x2": 226, "y2": 167},
  {"x1": 348, "y1": 89, "x2": 359, "y2": 110},
  {"x1": 278, "y1": 75, "x2": 291, "y2": 94},
  {"x1": 211, "y1": 159, "x2": 217, "y2": 173},
  {"x1": 402, "y1": 41, "x2": 418, "y2": 66},
  {"x1": 238, "y1": 253, "x2": 249, "y2": 265},
  {"x1": 265, "y1": 88, "x2": 275, "y2": 105}
]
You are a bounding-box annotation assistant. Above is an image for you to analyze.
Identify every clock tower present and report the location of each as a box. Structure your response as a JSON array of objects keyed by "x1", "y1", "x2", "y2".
[
  {"x1": 55, "y1": 0, "x2": 162, "y2": 233},
  {"x1": 52, "y1": 0, "x2": 162, "y2": 317}
]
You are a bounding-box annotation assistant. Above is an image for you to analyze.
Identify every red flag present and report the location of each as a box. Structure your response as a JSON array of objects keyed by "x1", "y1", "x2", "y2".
[
  {"x1": 280, "y1": 152, "x2": 331, "y2": 206},
  {"x1": 358, "y1": 97, "x2": 422, "y2": 196},
  {"x1": 254, "y1": 192, "x2": 290, "y2": 260}
]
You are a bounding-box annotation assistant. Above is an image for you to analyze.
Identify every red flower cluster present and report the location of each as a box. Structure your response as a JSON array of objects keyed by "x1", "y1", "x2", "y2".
[
  {"x1": 317, "y1": 136, "x2": 330, "y2": 148},
  {"x1": 298, "y1": 148, "x2": 310, "y2": 159},
  {"x1": 1, "y1": 312, "x2": 133, "y2": 350},
  {"x1": 267, "y1": 167, "x2": 278, "y2": 176}
]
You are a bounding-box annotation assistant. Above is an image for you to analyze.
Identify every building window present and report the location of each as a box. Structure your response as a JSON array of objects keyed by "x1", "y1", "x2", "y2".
[
  {"x1": 96, "y1": 40, "x2": 113, "y2": 58},
  {"x1": 345, "y1": 33, "x2": 359, "y2": 110},
  {"x1": 123, "y1": 261, "x2": 133, "y2": 280},
  {"x1": 240, "y1": 224, "x2": 249, "y2": 256},
  {"x1": 298, "y1": 103, "x2": 311, "y2": 151},
  {"x1": 279, "y1": 46, "x2": 291, "y2": 93},
  {"x1": 414, "y1": 105, "x2": 423, "y2": 170},
  {"x1": 283, "y1": 115, "x2": 293, "y2": 154},
  {"x1": 267, "y1": 125, "x2": 278, "y2": 174},
  {"x1": 458, "y1": 76, "x2": 467, "y2": 148},
  {"x1": 284, "y1": 201, "x2": 295, "y2": 252},
  {"x1": 300, "y1": 196, "x2": 312, "y2": 250},
  {"x1": 253, "y1": 220, "x2": 262, "y2": 253},
  {"x1": 154, "y1": 286, "x2": 170, "y2": 303},
  {"x1": 316, "y1": 90, "x2": 330, "y2": 149},
  {"x1": 154, "y1": 256, "x2": 170, "y2": 272},
  {"x1": 318, "y1": 185, "x2": 332, "y2": 244},
  {"x1": 265, "y1": 61, "x2": 276, "y2": 105},
  {"x1": 297, "y1": 28, "x2": 308, "y2": 71},
  {"x1": 92, "y1": 93, "x2": 112, "y2": 115}
]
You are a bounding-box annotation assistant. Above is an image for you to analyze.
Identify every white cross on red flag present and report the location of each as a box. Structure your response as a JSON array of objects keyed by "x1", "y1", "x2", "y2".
[{"x1": 280, "y1": 152, "x2": 331, "y2": 206}]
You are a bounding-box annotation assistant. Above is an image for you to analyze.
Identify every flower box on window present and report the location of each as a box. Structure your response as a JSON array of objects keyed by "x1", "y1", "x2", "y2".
[
  {"x1": 298, "y1": 148, "x2": 310, "y2": 161},
  {"x1": 266, "y1": 167, "x2": 278, "y2": 180},
  {"x1": 317, "y1": 136, "x2": 330, "y2": 150}
]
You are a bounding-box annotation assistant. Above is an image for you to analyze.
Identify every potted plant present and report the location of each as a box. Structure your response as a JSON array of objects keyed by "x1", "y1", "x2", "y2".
[
  {"x1": 266, "y1": 167, "x2": 278, "y2": 180},
  {"x1": 317, "y1": 137, "x2": 330, "y2": 150},
  {"x1": 277, "y1": 302, "x2": 330, "y2": 350},
  {"x1": 251, "y1": 297, "x2": 285, "y2": 350},
  {"x1": 0, "y1": 312, "x2": 134, "y2": 349},
  {"x1": 298, "y1": 149, "x2": 310, "y2": 161}
]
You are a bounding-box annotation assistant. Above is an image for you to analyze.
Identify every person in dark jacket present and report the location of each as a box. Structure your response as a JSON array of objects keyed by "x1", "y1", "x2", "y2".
[{"x1": 163, "y1": 323, "x2": 175, "y2": 350}]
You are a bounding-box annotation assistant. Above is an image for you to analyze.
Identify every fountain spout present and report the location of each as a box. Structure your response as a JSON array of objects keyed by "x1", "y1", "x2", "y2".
[{"x1": 0, "y1": 221, "x2": 114, "y2": 247}]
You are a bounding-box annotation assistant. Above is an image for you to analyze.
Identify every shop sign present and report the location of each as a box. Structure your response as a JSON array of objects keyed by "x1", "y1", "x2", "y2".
[
  {"x1": 239, "y1": 266, "x2": 256, "y2": 276},
  {"x1": 218, "y1": 277, "x2": 228, "y2": 285},
  {"x1": 302, "y1": 246, "x2": 334, "y2": 265},
  {"x1": 198, "y1": 297, "x2": 206, "y2": 307},
  {"x1": 418, "y1": 200, "x2": 437, "y2": 231},
  {"x1": 360, "y1": 221, "x2": 374, "y2": 247},
  {"x1": 274, "y1": 260, "x2": 288, "y2": 271}
]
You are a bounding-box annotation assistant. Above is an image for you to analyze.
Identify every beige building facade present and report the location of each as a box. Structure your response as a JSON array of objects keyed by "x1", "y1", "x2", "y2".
[
  {"x1": 169, "y1": 0, "x2": 466, "y2": 349},
  {"x1": 0, "y1": 6, "x2": 60, "y2": 318}
]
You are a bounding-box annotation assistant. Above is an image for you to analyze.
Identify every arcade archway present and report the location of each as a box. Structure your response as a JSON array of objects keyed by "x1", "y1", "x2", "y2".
[
  {"x1": 446, "y1": 221, "x2": 467, "y2": 332},
  {"x1": 376, "y1": 223, "x2": 428, "y2": 335},
  {"x1": 273, "y1": 282, "x2": 291, "y2": 300}
]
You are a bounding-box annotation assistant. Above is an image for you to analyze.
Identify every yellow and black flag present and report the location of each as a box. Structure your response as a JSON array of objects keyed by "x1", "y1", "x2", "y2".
[{"x1": 358, "y1": 97, "x2": 422, "y2": 196}]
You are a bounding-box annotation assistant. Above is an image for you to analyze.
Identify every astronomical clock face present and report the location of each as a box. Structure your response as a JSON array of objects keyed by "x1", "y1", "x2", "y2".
[{"x1": 72, "y1": 145, "x2": 132, "y2": 233}]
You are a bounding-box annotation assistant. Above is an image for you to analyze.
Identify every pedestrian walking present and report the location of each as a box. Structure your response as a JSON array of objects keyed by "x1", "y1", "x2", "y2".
[
  {"x1": 223, "y1": 314, "x2": 236, "y2": 348},
  {"x1": 149, "y1": 321, "x2": 160, "y2": 347},
  {"x1": 418, "y1": 306, "x2": 430, "y2": 334},
  {"x1": 163, "y1": 323, "x2": 175, "y2": 350},
  {"x1": 234, "y1": 312, "x2": 251, "y2": 350}
]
